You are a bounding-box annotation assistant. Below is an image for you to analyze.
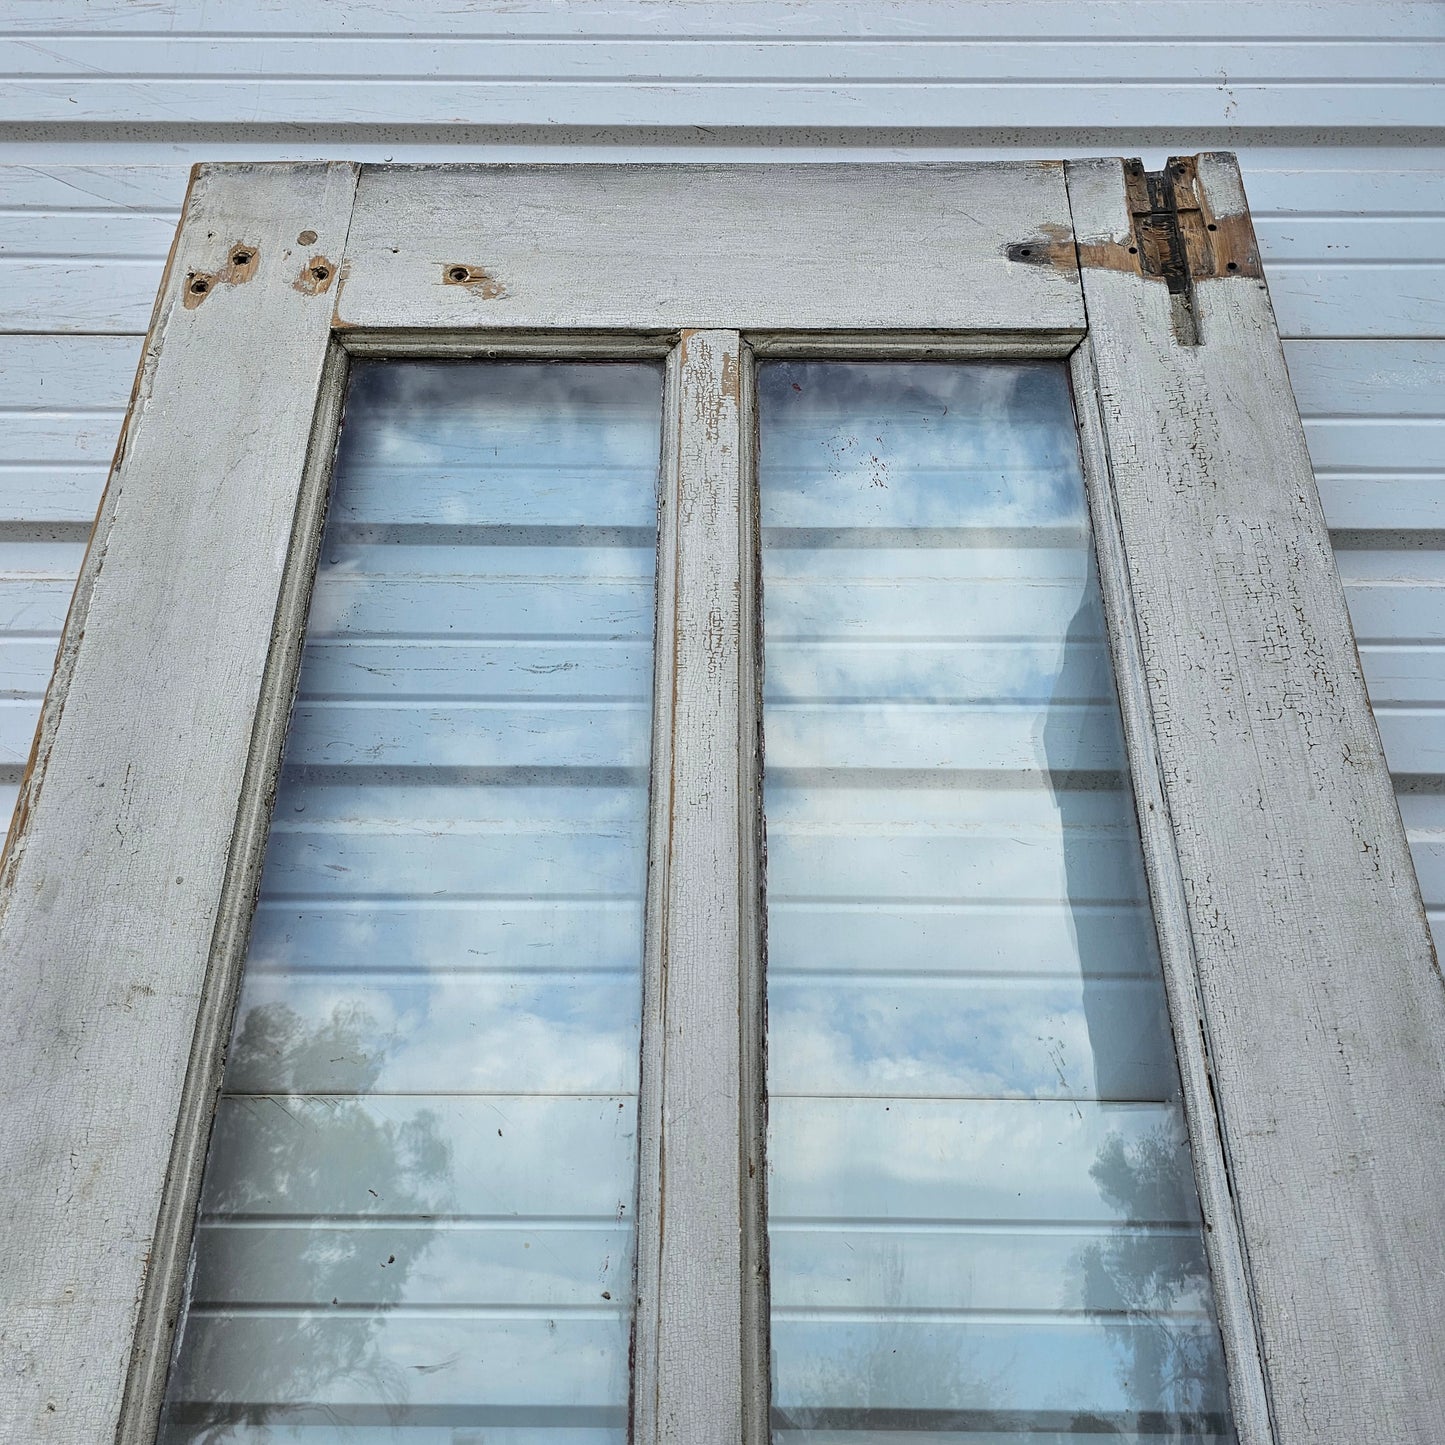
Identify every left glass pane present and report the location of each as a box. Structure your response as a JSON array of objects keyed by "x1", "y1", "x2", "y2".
[{"x1": 158, "y1": 360, "x2": 664, "y2": 1443}]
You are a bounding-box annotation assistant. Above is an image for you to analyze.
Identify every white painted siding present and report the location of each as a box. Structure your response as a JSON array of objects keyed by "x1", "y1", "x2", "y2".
[{"x1": 2, "y1": 0, "x2": 1443, "y2": 942}]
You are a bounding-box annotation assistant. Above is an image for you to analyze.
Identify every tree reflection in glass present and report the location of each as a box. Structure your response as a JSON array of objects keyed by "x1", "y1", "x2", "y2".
[
  {"x1": 759, "y1": 361, "x2": 1237, "y2": 1444},
  {"x1": 157, "y1": 361, "x2": 662, "y2": 1443}
]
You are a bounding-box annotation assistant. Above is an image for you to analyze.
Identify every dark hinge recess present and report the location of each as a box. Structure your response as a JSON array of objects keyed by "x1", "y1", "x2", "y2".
[
  {"x1": 1007, "y1": 154, "x2": 1263, "y2": 347},
  {"x1": 1127, "y1": 159, "x2": 1202, "y2": 345},
  {"x1": 1124, "y1": 155, "x2": 1263, "y2": 345}
]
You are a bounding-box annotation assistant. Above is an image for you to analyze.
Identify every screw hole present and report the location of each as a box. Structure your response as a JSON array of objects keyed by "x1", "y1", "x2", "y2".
[
  {"x1": 311, "y1": 265, "x2": 331, "y2": 281},
  {"x1": 1128, "y1": 245, "x2": 1138, "y2": 254},
  {"x1": 448, "y1": 266, "x2": 471, "y2": 282},
  {"x1": 1207, "y1": 223, "x2": 1218, "y2": 232},
  {"x1": 189, "y1": 278, "x2": 209, "y2": 294},
  {"x1": 231, "y1": 249, "x2": 252, "y2": 266},
  {"x1": 1226, "y1": 260, "x2": 1238, "y2": 271}
]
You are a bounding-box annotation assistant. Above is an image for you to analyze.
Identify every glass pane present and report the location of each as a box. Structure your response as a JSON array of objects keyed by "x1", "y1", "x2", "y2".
[
  {"x1": 159, "y1": 361, "x2": 663, "y2": 1444},
  {"x1": 759, "y1": 361, "x2": 1236, "y2": 1445}
]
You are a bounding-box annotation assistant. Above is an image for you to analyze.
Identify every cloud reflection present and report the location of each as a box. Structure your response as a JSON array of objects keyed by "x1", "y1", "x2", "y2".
[
  {"x1": 759, "y1": 360, "x2": 1235, "y2": 1442},
  {"x1": 158, "y1": 359, "x2": 661, "y2": 1442}
]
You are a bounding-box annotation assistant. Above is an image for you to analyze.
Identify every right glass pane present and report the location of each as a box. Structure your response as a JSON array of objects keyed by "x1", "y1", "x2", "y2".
[{"x1": 759, "y1": 360, "x2": 1236, "y2": 1444}]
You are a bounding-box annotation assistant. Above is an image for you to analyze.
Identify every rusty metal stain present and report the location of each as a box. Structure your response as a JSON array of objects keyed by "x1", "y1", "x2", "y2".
[
  {"x1": 442, "y1": 263, "x2": 507, "y2": 299},
  {"x1": 293, "y1": 254, "x2": 337, "y2": 297},
  {"x1": 182, "y1": 241, "x2": 260, "y2": 309}
]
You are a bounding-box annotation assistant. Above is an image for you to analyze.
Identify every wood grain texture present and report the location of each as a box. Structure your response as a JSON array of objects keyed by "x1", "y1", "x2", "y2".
[
  {"x1": 632, "y1": 331, "x2": 758, "y2": 1445},
  {"x1": 1068, "y1": 152, "x2": 1445, "y2": 1443},
  {"x1": 0, "y1": 160, "x2": 358, "y2": 1444},
  {"x1": 334, "y1": 163, "x2": 1084, "y2": 337}
]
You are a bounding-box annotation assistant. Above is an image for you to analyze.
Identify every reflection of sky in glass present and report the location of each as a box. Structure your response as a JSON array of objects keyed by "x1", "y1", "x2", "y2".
[
  {"x1": 158, "y1": 361, "x2": 662, "y2": 1444},
  {"x1": 759, "y1": 362, "x2": 1236, "y2": 1444}
]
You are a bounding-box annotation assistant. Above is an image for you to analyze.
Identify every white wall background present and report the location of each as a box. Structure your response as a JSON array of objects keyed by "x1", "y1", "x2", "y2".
[{"x1": 2, "y1": 0, "x2": 1443, "y2": 932}]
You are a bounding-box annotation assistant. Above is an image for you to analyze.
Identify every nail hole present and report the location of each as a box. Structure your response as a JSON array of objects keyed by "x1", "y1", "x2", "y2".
[
  {"x1": 311, "y1": 265, "x2": 331, "y2": 281},
  {"x1": 231, "y1": 249, "x2": 252, "y2": 266},
  {"x1": 448, "y1": 266, "x2": 471, "y2": 282},
  {"x1": 1207, "y1": 223, "x2": 1218, "y2": 232},
  {"x1": 189, "y1": 278, "x2": 209, "y2": 294},
  {"x1": 1128, "y1": 246, "x2": 1138, "y2": 254},
  {"x1": 1226, "y1": 261, "x2": 1238, "y2": 271},
  {"x1": 1019, "y1": 248, "x2": 1031, "y2": 258}
]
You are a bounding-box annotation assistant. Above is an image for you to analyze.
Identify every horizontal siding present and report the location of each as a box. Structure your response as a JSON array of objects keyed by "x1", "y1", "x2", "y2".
[
  {"x1": 0, "y1": 36, "x2": 1440, "y2": 129},
  {"x1": 0, "y1": 1, "x2": 1442, "y2": 953},
  {"x1": 7, "y1": 0, "x2": 1443, "y2": 39}
]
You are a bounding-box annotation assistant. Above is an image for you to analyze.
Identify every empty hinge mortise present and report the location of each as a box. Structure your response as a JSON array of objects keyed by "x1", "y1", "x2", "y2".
[{"x1": 1127, "y1": 157, "x2": 1263, "y2": 342}]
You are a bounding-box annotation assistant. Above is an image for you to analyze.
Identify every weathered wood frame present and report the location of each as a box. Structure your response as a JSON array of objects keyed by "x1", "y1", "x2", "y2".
[{"x1": 0, "y1": 158, "x2": 1439, "y2": 1445}]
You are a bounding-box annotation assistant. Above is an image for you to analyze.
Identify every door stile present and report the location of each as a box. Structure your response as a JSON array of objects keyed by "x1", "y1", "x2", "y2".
[
  {"x1": 1066, "y1": 152, "x2": 1445, "y2": 1444},
  {"x1": 1069, "y1": 338, "x2": 1274, "y2": 1445}
]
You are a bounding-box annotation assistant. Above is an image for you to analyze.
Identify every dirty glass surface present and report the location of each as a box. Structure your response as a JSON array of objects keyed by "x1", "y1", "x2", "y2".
[
  {"x1": 158, "y1": 361, "x2": 663, "y2": 1443},
  {"x1": 759, "y1": 361, "x2": 1237, "y2": 1444}
]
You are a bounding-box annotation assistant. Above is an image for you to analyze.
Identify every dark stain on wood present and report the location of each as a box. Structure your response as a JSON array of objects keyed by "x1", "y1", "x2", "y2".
[
  {"x1": 442, "y1": 263, "x2": 507, "y2": 299},
  {"x1": 1008, "y1": 155, "x2": 1263, "y2": 346},
  {"x1": 1005, "y1": 223, "x2": 1078, "y2": 272},
  {"x1": 1008, "y1": 154, "x2": 1263, "y2": 285}
]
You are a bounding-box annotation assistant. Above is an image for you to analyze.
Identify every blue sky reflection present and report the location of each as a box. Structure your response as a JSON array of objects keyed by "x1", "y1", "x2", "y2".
[{"x1": 759, "y1": 360, "x2": 1236, "y2": 1444}]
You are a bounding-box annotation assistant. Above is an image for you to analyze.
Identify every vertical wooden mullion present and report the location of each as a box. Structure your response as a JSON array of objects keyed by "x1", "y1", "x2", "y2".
[{"x1": 634, "y1": 329, "x2": 763, "y2": 1445}]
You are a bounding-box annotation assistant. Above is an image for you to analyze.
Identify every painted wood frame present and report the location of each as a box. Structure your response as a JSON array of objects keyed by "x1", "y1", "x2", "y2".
[
  {"x1": 0, "y1": 157, "x2": 1437, "y2": 1445},
  {"x1": 1067, "y1": 154, "x2": 1445, "y2": 1445}
]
